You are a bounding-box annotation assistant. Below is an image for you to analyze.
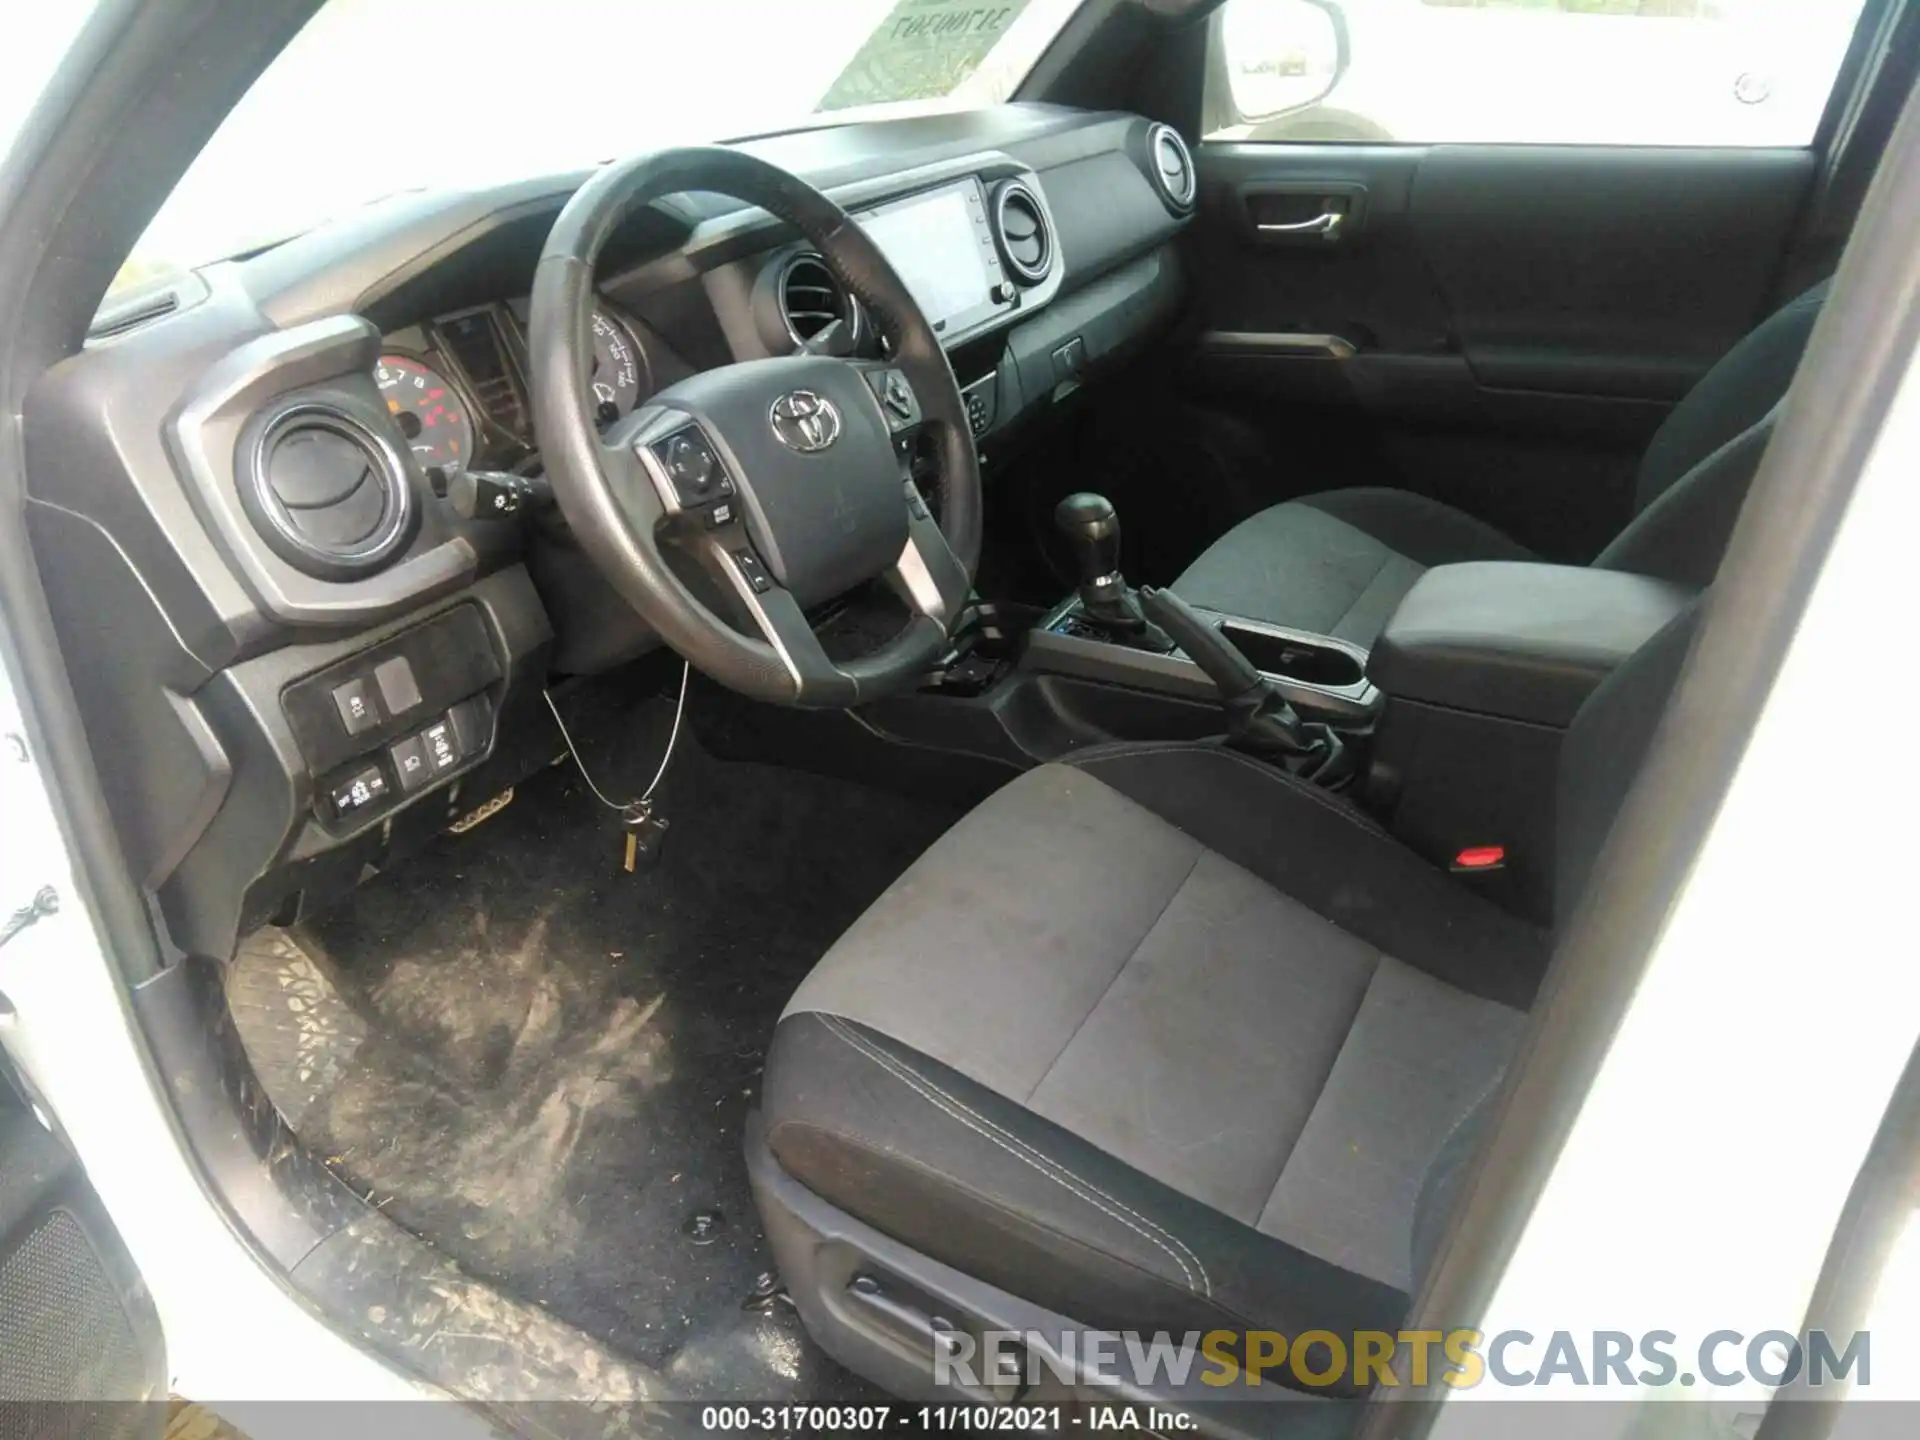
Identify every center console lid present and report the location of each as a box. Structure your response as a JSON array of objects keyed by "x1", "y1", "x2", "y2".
[{"x1": 1369, "y1": 562, "x2": 1694, "y2": 727}]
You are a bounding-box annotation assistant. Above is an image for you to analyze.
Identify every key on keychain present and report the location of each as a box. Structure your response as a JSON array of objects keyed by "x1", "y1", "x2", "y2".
[{"x1": 621, "y1": 800, "x2": 670, "y2": 873}]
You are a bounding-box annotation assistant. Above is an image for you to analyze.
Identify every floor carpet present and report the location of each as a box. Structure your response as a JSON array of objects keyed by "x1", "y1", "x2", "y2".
[{"x1": 289, "y1": 679, "x2": 966, "y2": 1398}]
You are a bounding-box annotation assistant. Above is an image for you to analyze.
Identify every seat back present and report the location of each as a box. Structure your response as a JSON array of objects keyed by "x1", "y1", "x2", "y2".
[{"x1": 1592, "y1": 285, "x2": 1826, "y2": 587}]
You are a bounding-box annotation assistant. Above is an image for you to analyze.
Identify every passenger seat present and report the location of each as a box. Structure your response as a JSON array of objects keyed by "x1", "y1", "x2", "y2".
[{"x1": 1170, "y1": 282, "x2": 1828, "y2": 646}]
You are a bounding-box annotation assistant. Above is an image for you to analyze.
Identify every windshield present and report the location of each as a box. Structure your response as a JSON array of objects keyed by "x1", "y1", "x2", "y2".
[
  {"x1": 115, "y1": 0, "x2": 1081, "y2": 297},
  {"x1": 3, "y1": 8, "x2": 103, "y2": 166}
]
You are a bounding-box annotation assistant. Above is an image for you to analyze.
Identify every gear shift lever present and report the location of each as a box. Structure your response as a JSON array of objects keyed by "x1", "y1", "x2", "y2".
[
  {"x1": 1138, "y1": 586, "x2": 1354, "y2": 786},
  {"x1": 1053, "y1": 493, "x2": 1174, "y2": 652}
]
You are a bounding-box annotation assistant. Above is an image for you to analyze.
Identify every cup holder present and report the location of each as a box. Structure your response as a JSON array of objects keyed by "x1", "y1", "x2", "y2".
[{"x1": 1219, "y1": 622, "x2": 1365, "y2": 687}]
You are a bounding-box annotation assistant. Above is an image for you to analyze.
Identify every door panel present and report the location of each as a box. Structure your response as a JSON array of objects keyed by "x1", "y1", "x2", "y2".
[
  {"x1": 1409, "y1": 146, "x2": 1815, "y2": 398},
  {"x1": 1175, "y1": 141, "x2": 1817, "y2": 561}
]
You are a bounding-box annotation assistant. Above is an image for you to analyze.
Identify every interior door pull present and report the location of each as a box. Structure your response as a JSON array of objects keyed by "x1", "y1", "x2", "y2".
[{"x1": 1256, "y1": 211, "x2": 1345, "y2": 241}]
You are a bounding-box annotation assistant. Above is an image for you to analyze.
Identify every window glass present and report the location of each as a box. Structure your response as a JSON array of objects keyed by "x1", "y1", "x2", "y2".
[{"x1": 1205, "y1": 0, "x2": 1873, "y2": 147}]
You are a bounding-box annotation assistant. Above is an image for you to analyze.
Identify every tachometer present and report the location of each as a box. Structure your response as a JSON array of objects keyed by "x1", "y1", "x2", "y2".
[
  {"x1": 375, "y1": 355, "x2": 474, "y2": 470},
  {"x1": 589, "y1": 308, "x2": 646, "y2": 424}
]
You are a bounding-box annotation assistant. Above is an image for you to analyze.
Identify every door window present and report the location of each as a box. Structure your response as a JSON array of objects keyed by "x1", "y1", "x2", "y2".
[{"x1": 1205, "y1": 0, "x2": 1874, "y2": 147}]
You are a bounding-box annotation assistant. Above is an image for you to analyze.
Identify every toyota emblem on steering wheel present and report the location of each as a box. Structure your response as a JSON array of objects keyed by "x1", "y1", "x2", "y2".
[{"x1": 769, "y1": 390, "x2": 842, "y2": 453}]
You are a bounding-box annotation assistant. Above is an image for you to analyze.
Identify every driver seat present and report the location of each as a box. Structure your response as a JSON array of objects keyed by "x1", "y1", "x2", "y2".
[{"x1": 751, "y1": 603, "x2": 1698, "y2": 1401}]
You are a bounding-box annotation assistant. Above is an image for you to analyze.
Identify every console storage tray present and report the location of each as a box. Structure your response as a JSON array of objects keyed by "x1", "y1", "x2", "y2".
[{"x1": 1368, "y1": 562, "x2": 1694, "y2": 727}]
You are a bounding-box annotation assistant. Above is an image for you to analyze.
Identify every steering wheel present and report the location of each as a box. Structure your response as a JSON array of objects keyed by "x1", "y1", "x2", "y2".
[{"x1": 527, "y1": 148, "x2": 982, "y2": 707}]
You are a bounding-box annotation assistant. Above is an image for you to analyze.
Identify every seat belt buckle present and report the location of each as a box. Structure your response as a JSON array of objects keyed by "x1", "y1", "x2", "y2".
[{"x1": 1451, "y1": 844, "x2": 1507, "y2": 874}]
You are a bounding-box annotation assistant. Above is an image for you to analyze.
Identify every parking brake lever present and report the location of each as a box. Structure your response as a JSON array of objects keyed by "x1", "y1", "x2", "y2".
[{"x1": 1138, "y1": 587, "x2": 1353, "y2": 785}]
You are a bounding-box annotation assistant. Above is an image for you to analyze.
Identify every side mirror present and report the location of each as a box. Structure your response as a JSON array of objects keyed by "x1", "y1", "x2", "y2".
[{"x1": 1221, "y1": 0, "x2": 1349, "y2": 123}]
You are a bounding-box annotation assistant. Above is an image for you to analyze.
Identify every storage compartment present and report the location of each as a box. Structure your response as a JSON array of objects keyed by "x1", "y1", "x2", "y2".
[
  {"x1": 1360, "y1": 561, "x2": 1698, "y2": 922},
  {"x1": 1369, "y1": 561, "x2": 1694, "y2": 727},
  {"x1": 1219, "y1": 621, "x2": 1365, "y2": 687}
]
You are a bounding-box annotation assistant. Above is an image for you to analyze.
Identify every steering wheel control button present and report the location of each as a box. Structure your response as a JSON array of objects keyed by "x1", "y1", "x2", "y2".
[
  {"x1": 390, "y1": 734, "x2": 431, "y2": 793},
  {"x1": 867, "y1": 369, "x2": 920, "y2": 432},
  {"x1": 664, "y1": 433, "x2": 714, "y2": 490},
  {"x1": 329, "y1": 765, "x2": 390, "y2": 819},
  {"x1": 903, "y1": 481, "x2": 931, "y2": 521},
  {"x1": 331, "y1": 677, "x2": 382, "y2": 736},
  {"x1": 706, "y1": 500, "x2": 737, "y2": 529},
  {"x1": 731, "y1": 548, "x2": 774, "y2": 594},
  {"x1": 651, "y1": 427, "x2": 733, "y2": 508},
  {"x1": 372, "y1": 655, "x2": 423, "y2": 717}
]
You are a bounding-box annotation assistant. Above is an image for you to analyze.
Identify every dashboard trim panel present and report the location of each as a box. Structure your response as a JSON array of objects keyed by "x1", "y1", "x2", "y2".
[
  {"x1": 168, "y1": 314, "x2": 478, "y2": 627},
  {"x1": 617, "y1": 148, "x2": 1069, "y2": 358}
]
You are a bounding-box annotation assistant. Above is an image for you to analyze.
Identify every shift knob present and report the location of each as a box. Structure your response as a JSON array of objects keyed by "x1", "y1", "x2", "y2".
[{"x1": 1054, "y1": 492, "x2": 1122, "y2": 584}]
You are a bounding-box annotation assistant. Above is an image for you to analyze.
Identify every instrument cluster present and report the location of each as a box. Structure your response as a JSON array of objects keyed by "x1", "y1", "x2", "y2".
[{"x1": 376, "y1": 299, "x2": 650, "y2": 474}]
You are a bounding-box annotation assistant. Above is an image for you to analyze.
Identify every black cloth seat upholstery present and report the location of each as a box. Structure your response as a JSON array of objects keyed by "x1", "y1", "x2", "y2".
[
  {"x1": 759, "y1": 606, "x2": 1701, "y2": 1394},
  {"x1": 1171, "y1": 284, "x2": 1826, "y2": 645}
]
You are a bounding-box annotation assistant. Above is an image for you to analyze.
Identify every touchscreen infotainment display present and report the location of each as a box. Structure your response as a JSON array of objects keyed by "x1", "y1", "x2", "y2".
[{"x1": 857, "y1": 180, "x2": 999, "y2": 335}]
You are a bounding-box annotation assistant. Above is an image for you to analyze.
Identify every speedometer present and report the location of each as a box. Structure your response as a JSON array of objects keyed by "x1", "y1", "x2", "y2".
[
  {"x1": 589, "y1": 308, "x2": 645, "y2": 424},
  {"x1": 375, "y1": 355, "x2": 474, "y2": 470}
]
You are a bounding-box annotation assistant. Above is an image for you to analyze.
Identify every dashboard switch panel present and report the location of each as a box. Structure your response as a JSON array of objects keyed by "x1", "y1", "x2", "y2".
[
  {"x1": 447, "y1": 696, "x2": 492, "y2": 757},
  {"x1": 373, "y1": 654, "x2": 423, "y2": 716},
  {"x1": 283, "y1": 604, "x2": 502, "y2": 778},
  {"x1": 389, "y1": 734, "x2": 431, "y2": 793},
  {"x1": 329, "y1": 764, "x2": 390, "y2": 817},
  {"x1": 332, "y1": 676, "x2": 381, "y2": 736},
  {"x1": 963, "y1": 376, "x2": 997, "y2": 439},
  {"x1": 421, "y1": 716, "x2": 461, "y2": 775},
  {"x1": 364, "y1": 694, "x2": 492, "y2": 808}
]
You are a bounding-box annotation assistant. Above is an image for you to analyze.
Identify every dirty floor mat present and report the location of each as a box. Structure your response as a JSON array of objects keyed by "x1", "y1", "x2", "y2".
[{"x1": 284, "y1": 687, "x2": 967, "y2": 1397}]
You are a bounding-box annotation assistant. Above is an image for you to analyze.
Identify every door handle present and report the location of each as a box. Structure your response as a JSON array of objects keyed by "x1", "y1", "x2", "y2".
[{"x1": 1256, "y1": 211, "x2": 1345, "y2": 241}]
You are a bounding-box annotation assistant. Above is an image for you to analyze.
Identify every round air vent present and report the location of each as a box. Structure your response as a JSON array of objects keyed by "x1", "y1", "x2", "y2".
[
  {"x1": 1147, "y1": 123, "x2": 1197, "y2": 213},
  {"x1": 778, "y1": 253, "x2": 861, "y2": 348},
  {"x1": 991, "y1": 181, "x2": 1054, "y2": 285},
  {"x1": 242, "y1": 402, "x2": 414, "y2": 579}
]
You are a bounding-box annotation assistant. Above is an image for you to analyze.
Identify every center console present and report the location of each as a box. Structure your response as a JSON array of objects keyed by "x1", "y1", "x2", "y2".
[
  {"x1": 1026, "y1": 598, "x2": 1379, "y2": 726},
  {"x1": 1363, "y1": 562, "x2": 1693, "y2": 917},
  {"x1": 863, "y1": 503, "x2": 1694, "y2": 925},
  {"x1": 1021, "y1": 491, "x2": 1381, "y2": 727},
  {"x1": 1009, "y1": 546, "x2": 1691, "y2": 919},
  {"x1": 791, "y1": 491, "x2": 1388, "y2": 803}
]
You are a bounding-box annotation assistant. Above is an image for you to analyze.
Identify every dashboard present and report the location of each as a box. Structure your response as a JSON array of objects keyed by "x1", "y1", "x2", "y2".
[
  {"x1": 373, "y1": 299, "x2": 653, "y2": 474},
  {"x1": 357, "y1": 167, "x2": 1061, "y2": 482},
  {"x1": 25, "y1": 103, "x2": 1197, "y2": 966}
]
